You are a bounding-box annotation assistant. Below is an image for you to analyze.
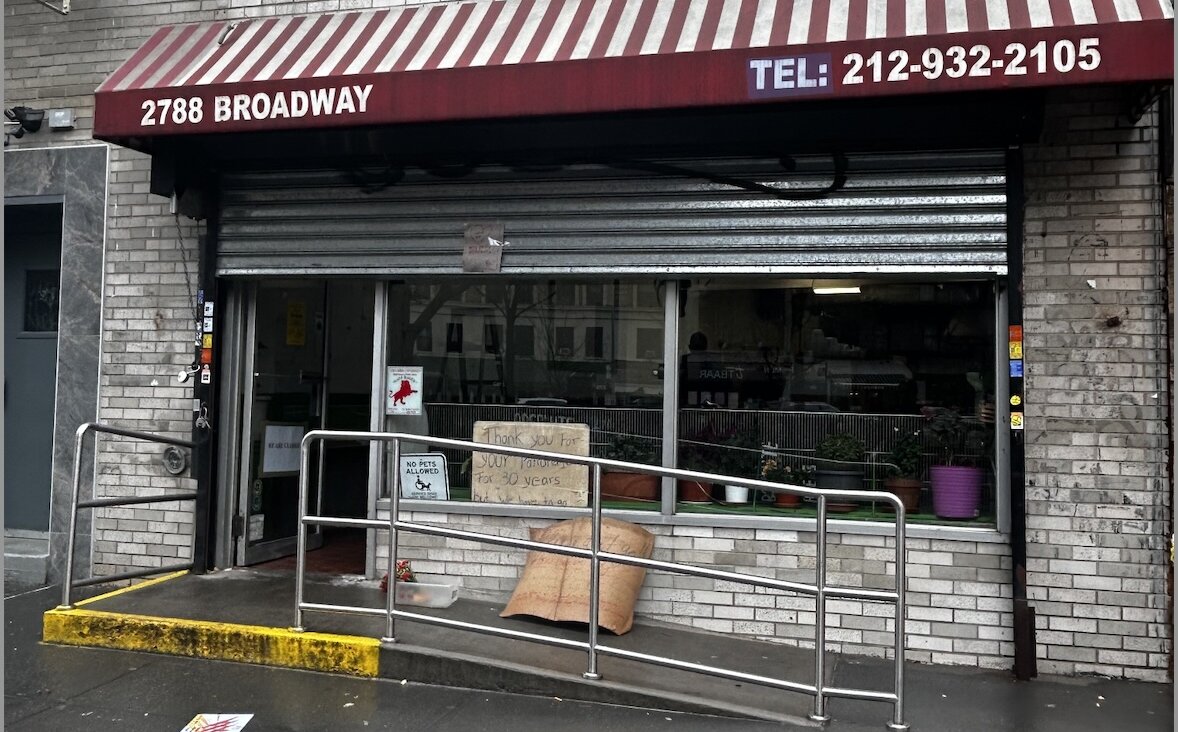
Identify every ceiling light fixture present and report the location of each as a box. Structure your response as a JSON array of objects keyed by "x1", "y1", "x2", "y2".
[{"x1": 812, "y1": 286, "x2": 861, "y2": 295}]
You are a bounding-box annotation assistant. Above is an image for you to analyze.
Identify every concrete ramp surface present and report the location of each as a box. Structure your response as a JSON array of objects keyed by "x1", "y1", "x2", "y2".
[{"x1": 44, "y1": 568, "x2": 849, "y2": 726}]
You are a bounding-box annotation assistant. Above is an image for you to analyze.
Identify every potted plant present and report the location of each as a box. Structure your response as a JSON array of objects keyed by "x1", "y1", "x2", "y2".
[
  {"x1": 882, "y1": 433, "x2": 923, "y2": 513},
  {"x1": 601, "y1": 433, "x2": 661, "y2": 502},
  {"x1": 813, "y1": 432, "x2": 865, "y2": 511},
  {"x1": 760, "y1": 453, "x2": 801, "y2": 507},
  {"x1": 921, "y1": 406, "x2": 988, "y2": 519},
  {"x1": 717, "y1": 432, "x2": 760, "y2": 503}
]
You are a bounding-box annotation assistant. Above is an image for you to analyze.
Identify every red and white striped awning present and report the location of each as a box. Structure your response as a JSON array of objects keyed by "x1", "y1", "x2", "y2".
[{"x1": 94, "y1": 0, "x2": 1173, "y2": 140}]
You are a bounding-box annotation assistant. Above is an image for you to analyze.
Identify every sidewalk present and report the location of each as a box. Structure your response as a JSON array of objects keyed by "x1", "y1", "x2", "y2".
[{"x1": 23, "y1": 571, "x2": 1176, "y2": 731}]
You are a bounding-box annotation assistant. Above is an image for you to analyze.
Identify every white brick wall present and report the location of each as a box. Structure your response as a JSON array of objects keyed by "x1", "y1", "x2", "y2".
[
  {"x1": 6, "y1": 0, "x2": 1168, "y2": 680},
  {"x1": 383, "y1": 510, "x2": 1015, "y2": 669},
  {"x1": 1022, "y1": 87, "x2": 1171, "y2": 682}
]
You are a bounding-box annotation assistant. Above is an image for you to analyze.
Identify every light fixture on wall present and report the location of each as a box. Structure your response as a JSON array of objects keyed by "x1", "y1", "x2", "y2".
[{"x1": 4, "y1": 106, "x2": 46, "y2": 146}]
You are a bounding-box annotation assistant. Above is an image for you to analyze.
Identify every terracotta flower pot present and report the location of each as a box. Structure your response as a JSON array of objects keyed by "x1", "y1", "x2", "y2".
[
  {"x1": 601, "y1": 471, "x2": 660, "y2": 502},
  {"x1": 774, "y1": 491, "x2": 801, "y2": 507},
  {"x1": 881, "y1": 477, "x2": 923, "y2": 513},
  {"x1": 677, "y1": 479, "x2": 714, "y2": 503}
]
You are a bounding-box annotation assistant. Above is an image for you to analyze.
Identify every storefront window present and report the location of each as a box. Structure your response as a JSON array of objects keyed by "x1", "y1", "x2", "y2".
[
  {"x1": 386, "y1": 277, "x2": 999, "y2": 526},
  {"x1": 386, "y1": 279, "x2": 664, "y2": 508},
  {"x1": 675, "y1": 280, "x2": 998, "y2": 525}
]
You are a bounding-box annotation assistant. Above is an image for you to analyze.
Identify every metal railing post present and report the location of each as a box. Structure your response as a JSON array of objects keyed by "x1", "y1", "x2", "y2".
[
  {"x1": 810, "y1": 494, "x2": 830, "y2": 723},
  {"x1": 59, "y1": 422, "x2": 198, "y2": 610},
  {"x1": 293, "y1": 435, "x2": 312, "y2": 632},
  {"x1": 383, "y1": 437, "x2": 402, "y2": 644},
  {"x1": 58, "y1": 424, "x2": 91, "y2": 609},
  {"x1": 889, "y1": 502, "x2": 909, "y2": 731},
  {"x1": 584, "y1": 462, "x2": 603, "y2": 680}
]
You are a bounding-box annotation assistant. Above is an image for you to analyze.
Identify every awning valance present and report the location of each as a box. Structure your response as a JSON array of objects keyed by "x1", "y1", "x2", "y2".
[{"x1": 94, "y1": 0, "x2": 1173, "y2": 140}]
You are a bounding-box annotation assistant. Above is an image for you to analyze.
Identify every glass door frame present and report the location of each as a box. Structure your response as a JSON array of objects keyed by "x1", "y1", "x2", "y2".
[{"x1": 233, "y1": 281, "x2": 328, "y2": 565}]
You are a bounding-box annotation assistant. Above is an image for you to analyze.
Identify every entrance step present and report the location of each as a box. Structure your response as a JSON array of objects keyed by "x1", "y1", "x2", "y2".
[
  {"x1": 5, "y1": 534, "x2": 48, "y2": 586},
  {"x1": 43, "y1": 568, "x2": 834, "y2": 725}
]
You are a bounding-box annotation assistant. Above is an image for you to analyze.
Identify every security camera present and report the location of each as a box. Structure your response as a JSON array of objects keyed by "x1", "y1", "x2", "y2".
[{"x1": 5, "y1": 107, "x2": 45, "y2": 133}]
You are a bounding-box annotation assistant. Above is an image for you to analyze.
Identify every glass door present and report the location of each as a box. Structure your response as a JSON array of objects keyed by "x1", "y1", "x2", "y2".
[{"x1": 237, "y1": 281, "x2": 329, "y2": 564}]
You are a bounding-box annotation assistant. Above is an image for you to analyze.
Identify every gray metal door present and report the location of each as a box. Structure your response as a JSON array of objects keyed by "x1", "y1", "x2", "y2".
[
  {"x1": 217, "y1": 150, "x2": 1007, "y2": 276},
  {"x1": 4, "y1": 203, "x2": 63, "y2": 532}
]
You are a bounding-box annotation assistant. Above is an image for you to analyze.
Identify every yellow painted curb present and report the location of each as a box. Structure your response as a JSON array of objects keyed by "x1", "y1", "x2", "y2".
[{"x1": 43, "y1": 608, "x2": 380, "y2": 677}]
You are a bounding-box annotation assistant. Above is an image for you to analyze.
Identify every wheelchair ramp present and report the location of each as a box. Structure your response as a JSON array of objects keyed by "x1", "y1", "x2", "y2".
[{"x1": 44, "y1": 568, "x2": 836, "y2": 725}]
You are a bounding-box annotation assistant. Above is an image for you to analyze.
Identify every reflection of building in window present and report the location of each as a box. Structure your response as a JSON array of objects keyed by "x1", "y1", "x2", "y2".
[
  {"x1": 585, "y1": 326, "x2": 604, "y2": 358},
  {"x1": 410, "y1": 283, "x2": 432, "y2": 302},
  {"x1": 636, "y1": 328, "x2": 661, "y2": 359},
  {"x1": 554, "y1": 283, "x2": 576, "y2": 306},
  {"x1": 555, "y1": 326, "x2": 575, "y2": 357},
  {"x1": 446, "y1": 322, "x2": 463, "y2": 353},
  {"x1": 584, "y1": 284, "x2": 604, "y2": 306},
  {"x1": 398, "y1": 281, "x2": 665, "y2": 408},
  {"x1": 512, "y1": 325, "x2": 534, "y2": 358},
  {"x1": 415, "y1": 323, "x2": 432, "y2": 353},
  {"x1": 484, "y1": 322, "x2": 502, "y2": 353}
]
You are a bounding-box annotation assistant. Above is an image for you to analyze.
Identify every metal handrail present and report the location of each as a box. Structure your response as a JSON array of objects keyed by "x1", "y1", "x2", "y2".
[
  {"x1": 58, "y1": 423, "x2": 198, "y2": 609},
  {"x1": 294, "y1": 429, "x2": 909, "y2": 731}
]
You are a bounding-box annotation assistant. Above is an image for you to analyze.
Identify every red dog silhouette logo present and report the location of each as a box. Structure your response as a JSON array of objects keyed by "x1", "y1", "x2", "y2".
[{"x1": 391, "y1": 379, "x2": 417, "y2": 406}]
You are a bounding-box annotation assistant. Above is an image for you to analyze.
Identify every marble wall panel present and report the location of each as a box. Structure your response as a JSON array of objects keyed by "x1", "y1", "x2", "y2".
[{"x1": 5, "y1": 144, "x2": 108, "y2": 585}]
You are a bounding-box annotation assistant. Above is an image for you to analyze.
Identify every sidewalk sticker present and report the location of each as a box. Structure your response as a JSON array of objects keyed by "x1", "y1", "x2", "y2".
[
  {"x1": 386, "y1": 366, "x2": 423, "y2": 415},
  {"x1": 399, "y1": 453, "x2": 449, "y2": 500},
  {"x1": 1010, "y1": 412, "x2": 1024, "y2": 430},
  {"x1": 182, "y1": 713, "x2": 253, "y2": 731}
]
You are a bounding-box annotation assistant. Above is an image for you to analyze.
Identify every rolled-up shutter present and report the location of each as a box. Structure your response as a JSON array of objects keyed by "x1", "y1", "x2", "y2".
[{"x1": 217, "y1": 150, "x2": 1006, "y2": 276}]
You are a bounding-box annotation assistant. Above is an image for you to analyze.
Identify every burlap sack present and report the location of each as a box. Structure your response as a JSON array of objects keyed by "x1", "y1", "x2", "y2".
[{"x1": 500, "y1": 517, "x2": 655, "y2": 635}]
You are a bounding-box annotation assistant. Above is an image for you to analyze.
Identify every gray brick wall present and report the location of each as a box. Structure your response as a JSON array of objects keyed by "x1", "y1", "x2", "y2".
[{"x1": 1022, "y1": 88, "x2": 1171, "y2": 681}]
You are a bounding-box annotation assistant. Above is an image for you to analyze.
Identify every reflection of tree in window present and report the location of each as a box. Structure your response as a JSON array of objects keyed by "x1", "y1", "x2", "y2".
[{"x1": 24, "y1": 270, "x2": 59, "y2": 332}]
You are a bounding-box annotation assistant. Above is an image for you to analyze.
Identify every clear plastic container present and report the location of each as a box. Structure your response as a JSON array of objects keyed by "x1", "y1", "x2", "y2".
[{"x1": 393, "y1": 580, "x2": 458, "y2": 608}]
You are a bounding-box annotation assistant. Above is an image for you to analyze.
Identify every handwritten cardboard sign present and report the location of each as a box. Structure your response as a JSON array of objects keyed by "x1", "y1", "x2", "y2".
[
  {"x1": 470, "y1": 420, "x2": 589, "y2": 506},
  {"x1": 501, "y1": 517, "x2": 655, "y2": 634}
]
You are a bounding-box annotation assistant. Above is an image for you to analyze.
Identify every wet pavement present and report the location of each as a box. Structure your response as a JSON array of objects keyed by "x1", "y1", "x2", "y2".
[{"x1": 7, "y1": 581, "x2": 1175, "y2": 731}]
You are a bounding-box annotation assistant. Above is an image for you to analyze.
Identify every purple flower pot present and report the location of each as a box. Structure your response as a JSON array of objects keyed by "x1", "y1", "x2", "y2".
[{"x1": 930, "y1": 465, "x2": 982, "y2": 519}]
